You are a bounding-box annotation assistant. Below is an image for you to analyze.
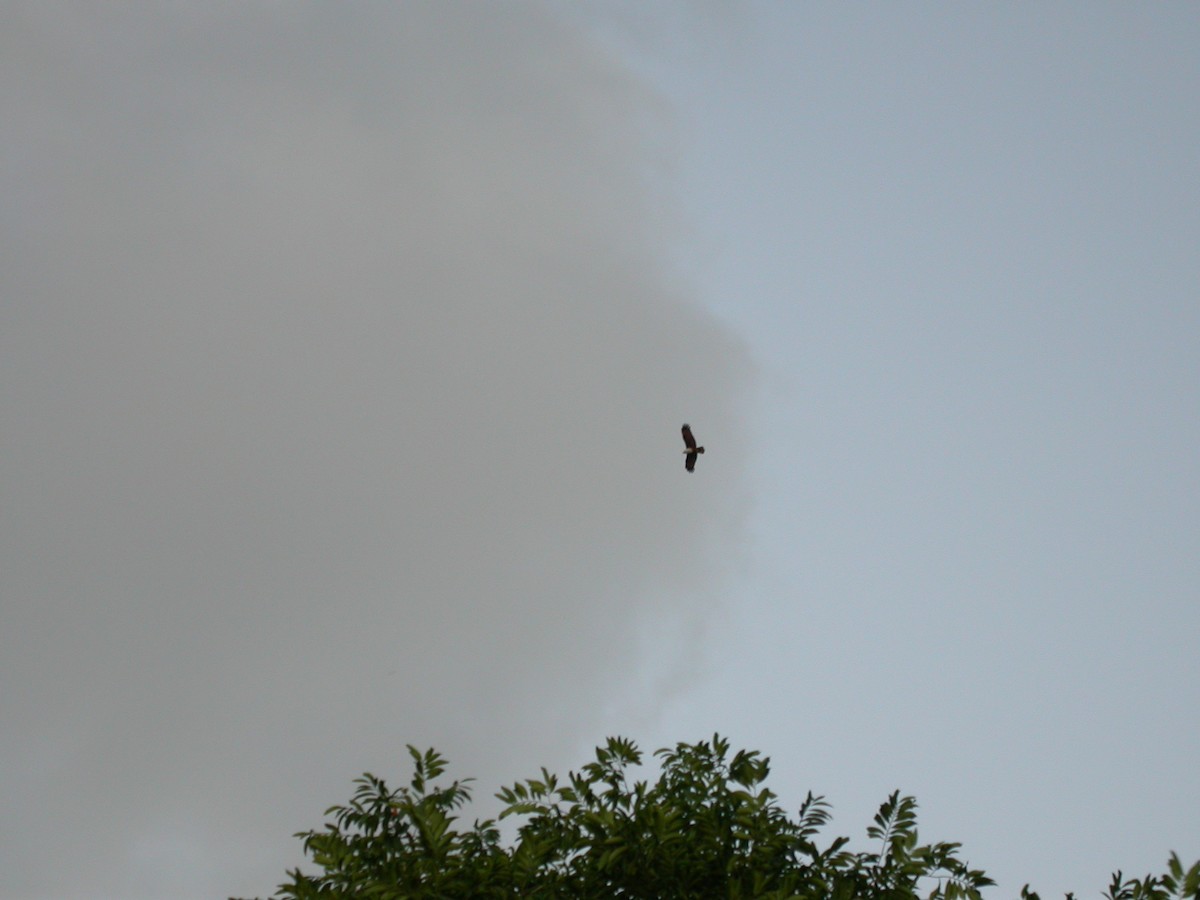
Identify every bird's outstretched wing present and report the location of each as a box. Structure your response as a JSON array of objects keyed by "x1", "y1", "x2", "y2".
[
  {"x1": 685, "y1": 452, "x2": 698, "y2": 472},
  {"x1": 681, "y1": 423, "x2": 697, "y2": 450}
]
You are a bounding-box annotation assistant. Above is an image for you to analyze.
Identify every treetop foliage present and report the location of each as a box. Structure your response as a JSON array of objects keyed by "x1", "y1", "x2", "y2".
[{"x1": 237, "y1": 735, "x2": 1198, "y2": 900}]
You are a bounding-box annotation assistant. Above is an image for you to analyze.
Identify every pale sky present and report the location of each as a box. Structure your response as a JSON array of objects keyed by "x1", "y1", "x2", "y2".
[{"x1": 2, "y1": 4, "x2": 1197, "y2": 900}]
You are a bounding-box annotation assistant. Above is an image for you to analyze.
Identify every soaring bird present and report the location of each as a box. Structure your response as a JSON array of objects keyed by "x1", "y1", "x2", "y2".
[{"x1": 681, "y1": 424, "x2": 705, "y2": 472}]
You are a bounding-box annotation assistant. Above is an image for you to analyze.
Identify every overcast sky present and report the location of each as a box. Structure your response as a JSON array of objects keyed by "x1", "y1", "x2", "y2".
[{"x1": 2, "y1": 4, "x2": 1197, "y2": 900}]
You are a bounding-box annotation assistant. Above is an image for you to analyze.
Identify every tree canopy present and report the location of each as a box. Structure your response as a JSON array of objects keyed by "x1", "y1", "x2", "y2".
[{"x1": 238, "y1": 735, "x2": 1198, "y2": 900}]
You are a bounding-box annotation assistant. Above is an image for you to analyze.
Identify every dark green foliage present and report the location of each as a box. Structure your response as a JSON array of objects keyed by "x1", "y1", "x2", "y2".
[
  {"x1": 237, "y1": 736, "x2": 1196, "y2": 900},
  {"x1": 1018, "y1": 854, "x2": 1200, "y2": 900}
]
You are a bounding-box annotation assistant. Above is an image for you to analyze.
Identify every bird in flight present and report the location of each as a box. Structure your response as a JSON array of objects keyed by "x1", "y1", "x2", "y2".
[{"x1": 681, "y1": 423, "x2": 705, "y2": 472}]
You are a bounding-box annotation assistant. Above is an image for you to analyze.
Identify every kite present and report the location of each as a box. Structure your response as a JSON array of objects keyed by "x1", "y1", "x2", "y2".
[{"x1": 681, "y1": 424, "x2": 705, "y2": 472}]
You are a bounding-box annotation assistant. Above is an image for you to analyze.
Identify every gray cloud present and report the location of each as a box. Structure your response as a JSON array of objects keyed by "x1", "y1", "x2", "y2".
[{"x1": 0, "y1": 4, "x2": 753, "y2": 897}]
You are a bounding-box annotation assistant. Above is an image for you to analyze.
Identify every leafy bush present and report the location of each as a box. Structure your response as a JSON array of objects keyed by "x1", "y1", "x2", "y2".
[{"x1": 238, "y1": 735, "x2": 1197, "y2": 900}]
